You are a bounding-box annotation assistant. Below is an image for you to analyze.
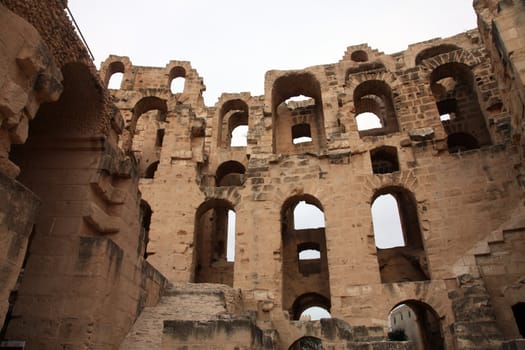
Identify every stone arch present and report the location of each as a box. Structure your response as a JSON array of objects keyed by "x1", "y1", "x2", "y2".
[
  {"x1": 352, "y1": 79, "x2": 399, "y2": 136},
  {"x1": 370, "y1": 186, "x2": 429, "y2": 283},
  {"x1": 281, "y1": 194, "x2": 331, "y2": 319},
  {"x1": 388, "y1": 300, "x2": 445, "y2": 350},
  {"x1": 168, "y1": 65, "x2": 186, "y2": 94},
  {"x1": 415, "y1": 44, "x2": 462, "y2": 66},
  {"x1": 291, "y1": 293, "x2": 331, "y2": 321},
  {"x1": 428, "y1": 61, "x2": 491, "y2": 151},
  {"x1": 271, "y1": 72, "x2": 326, "y2": 154},
  {"x1": 193, "y1": 198, "x2": 236, "y2": 286},
  {"x1": 216, "y1": 98, "x2": 250, "y2": 148},
  {"x1": 100, "y1": 55, "x2": 132, "y2": 89},
  {"x1": 164, "y1": 60, "x2": 206, "y2": 107},
  {"x1": 215, "y1": 161, "x2": 246, "y2": 186},
  {"x1": 123, "y1": 96, "x2": 168, "y2": 152},
  {"x1": 419, "y1": 49, "x2": 482, "y2": 78},
  {"x1": 288, "y1": 336, "x2": 323, "y2": 350},
  {"x1": 345, "y1": 72, "x2": 401, "y2": 136}
]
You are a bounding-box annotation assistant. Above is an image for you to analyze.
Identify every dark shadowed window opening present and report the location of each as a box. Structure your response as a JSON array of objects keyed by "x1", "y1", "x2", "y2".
[
  {"x1": 144, "y1": 161, "x2": 159, "y2": 179},
  {"x1": 512, "y1": 303, "x2": 525, "y2": 337},
  {"x1": 370, "y1": 146, "x2": 400, "y2": 174},
  {"x1": 437, "y1": 98, "x2": 457, "y2": 121},
  {"x1": 292, "y1": 123, "x2": 312, "y2": 144},
  {"x1": 447, "y1": 132, "x2": 479, "y2": 153},
  {"x1": 155, "y1": 128, "x2": 165, "y2": 147}
]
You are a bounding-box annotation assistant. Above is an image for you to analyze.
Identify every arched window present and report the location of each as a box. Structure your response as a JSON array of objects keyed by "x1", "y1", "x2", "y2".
[
  {"x1": 297, "y1": 242, "x2": 321, "y2": 275},
  {"x1": 371, "y1": 187, "x2": 429, "y2": 283},
  {"x1": 108, "y1": 72, "x2": 123, "y2": 89},
  {"x1": 292, "y1": 123, "x2": 312, "y2": 144},
  {"x1": 353, "y1": 80, "x2": 398, "y2": 137},
  {"x1": 351, "y1": 50, "x2": 369, "y2": 62},
  {"x1": 415, "y1": 44, "x2": 461, "y2": 66},
  {"x1": 272, "y1": 73, "x2": 326, "y2": 154},
  {"x1": 447, "y1": 132, "x2": 480, "y2": 153},
  {"x1": 231, "y1": 125, "x2": 248, "y2": 147},
  {"x1": 218, "y1": 99, "x2": 249, "y2": 148},
  {"x1": 300, "y1": 307, "x2": 331, "y2": 321},
  {"x1": 293, "y1": 201, "x2": 325, "y2": 230},
  {"x1": 281, "y1": 195, "x2": 331, "y2": 318},
  {"x1": 169, "y1": 66, "x2": 186, "y2": 94},
  {"x1": 388, "y1": 301, "x2": 444, "y2": 350},
  {"x1": 291, "y1": 293, "x2": 331, "y2": 321},
  {"x1": 216, "y1": 161, "x2": 246, "y2": 187},
  {"x1": 430, "y1": 62, "x2": 491, "y2": 152},
  {"x1": 356, "y1": 112, "x2": 382, "y2": 131},
  {"x1": 372, "y1": 194, "x2": 404, "y2": 249},
  {"x1": 289, "y1": 337, "x2": 323, "y2": 350},
  {"x1": 370, "y1": 146, "x2": 400, "y2": 174},
  {"x1": 105, "y1": 61, "x2": 125, "y2": 89},
  {"x1": 194, "y1": 200, "x2": 235, "y2": 286},
  {"x1": 125, "y1": 97, "x2": 167, "y2": 175}
]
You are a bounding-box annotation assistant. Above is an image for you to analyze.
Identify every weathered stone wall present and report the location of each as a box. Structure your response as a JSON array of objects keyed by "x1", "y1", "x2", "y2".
[
  {"x1": 106, "y1": 22, "x2": 525, "y2": 349},
  {"x1": 0, "y1": 1, "x2": 168, "y2": 349}
]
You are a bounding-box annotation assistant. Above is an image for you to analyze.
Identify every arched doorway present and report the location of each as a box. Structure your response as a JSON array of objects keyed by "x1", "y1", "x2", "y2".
[
  {"x1": 289, "y1": 336, "x2": 323, "y2": 350},
  {"x1": 388, "y1": 300, "x2": 444, "y2": 350}
]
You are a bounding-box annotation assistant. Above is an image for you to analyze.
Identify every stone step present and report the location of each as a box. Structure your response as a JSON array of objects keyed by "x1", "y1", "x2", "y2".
[{"x1": 119, "y1": 283, "x2": 241, "y2": 350}]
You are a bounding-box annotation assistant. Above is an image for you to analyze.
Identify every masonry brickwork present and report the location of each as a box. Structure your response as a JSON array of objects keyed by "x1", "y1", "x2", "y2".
[{"x1": 0, "y1": 0, "x2": 525, "y2": 349}]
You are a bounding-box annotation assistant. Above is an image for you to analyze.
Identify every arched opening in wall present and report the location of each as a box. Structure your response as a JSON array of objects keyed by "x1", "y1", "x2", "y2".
[
  {"x1": 388, "y1": 301, "x2": 444, "y2": 350},
  {"x1": 370, "y1": 146, "x2": 400, "y2": 174},
  {"x1": 108, "y1": 72, "x2": 123, "y2": 90},
  {"x1": 126, "y1": 96, "x2": 168, "y2": 174},
  {"x1": 353, "y1": 80, "x2": 398, "y2": 137},
  {"x1": 297, "y1": 242, "x2": 321, "y2": 275},
  {"x1": 293, "y1": 201, "x2": 325, "y2": 230},
  {"x1": 372, "y1": 194, "x2": 404, "y2": 249},
  {"x1": 231, "y1": 125, "x2": 248, "y2": 147},
  {"x1": 292, "y1": 123, "x2": 312, "y2": 144},
  {"x1": 415, "y1": 44, "x2": 461, "y2": 66},
  {"x1": 436, "y1": 98, "x2": 458, "y2": 122},
  {"x1": 447, "y1": 132, "x2": 480, "y2": 153},
  {"x1": 289, "y1": 336, "x2": 323, "y2": 350},
  {"x1": 105, "y1": 60, "x2": 125, "y2": 88},
  {"x1": 351, "y1": 50, "x2": 369, "y2": 62},
  {"x1": 281, "y1": 195, "x2": 331, "y2": 318},
  {"x1": 8, "y1": 62, "x2": 107, "y2": 337},
  {"x1": 511, "y1": 302, "x2": 525, "y2": 337},
  {"x1": 356, "y1": 112, "x2": 382, "y2": 131},
  {"x1": 169, "y1": 66, "x2": 186, "y2": 94},
  {"x1": 193, "y1": 199, "x2": 235, "y2": 286},
  {"x1": 292, "y1": 293, "x2": 331, "y2": 321},
  {"x1": 140, "y1": 200, "x2": 153, "y2": 259},
  {"x1": 218, "y1": 99, "x2": 249, "y2": 148},
  {"x1": 430, "y1": 62, "x2": 491, "y2": 151},
  {"x1": 216, "y1": 161, "x2": 246, "y2": 187},
  {"x1": 272, "y1": 73, "x2": 326, "y2": 154},
  {"x1": 144, "y1": 161, "x2": 159, "y2": 179},
  {"x1": 371, "y1": 187, "x2": 429, "y2": 283}
]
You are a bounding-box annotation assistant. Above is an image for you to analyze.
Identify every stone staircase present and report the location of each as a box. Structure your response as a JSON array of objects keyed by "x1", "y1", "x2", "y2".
[{"x1": 119, "y1": 283, "x2": 242, "y2": 350}]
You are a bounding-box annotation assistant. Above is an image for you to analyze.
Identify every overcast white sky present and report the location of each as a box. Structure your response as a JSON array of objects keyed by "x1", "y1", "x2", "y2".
[{"x1": 68, "y1": 0, "x2": 477, "y2": 106}]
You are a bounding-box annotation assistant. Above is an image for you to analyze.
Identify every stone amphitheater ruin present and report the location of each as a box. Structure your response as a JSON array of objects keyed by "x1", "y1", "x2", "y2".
[{"x1": 1, "y1": 0, "x2": 525, "y2": 349}]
